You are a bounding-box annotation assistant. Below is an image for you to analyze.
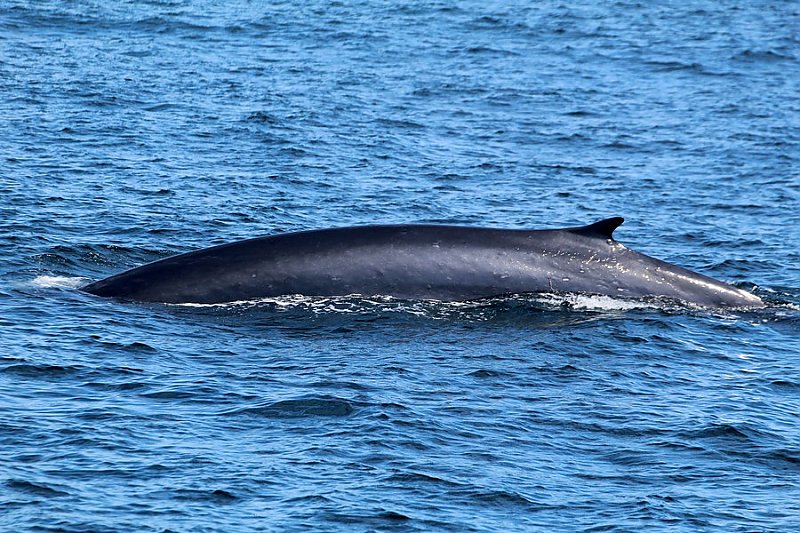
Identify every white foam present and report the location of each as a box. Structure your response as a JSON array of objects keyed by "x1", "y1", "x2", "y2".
[
  {"x1": 32, "y1": 276, "x2": 89, "y2": 289},
  {"x1": 529, "y1": 292, "x2": 664, "y2": 311},
  {"x1": 165, "y1": 291, "x2": 674, "y2": 316},
  {"x1": 169, "y1": 293, "x2": 458, "y2": 319}
]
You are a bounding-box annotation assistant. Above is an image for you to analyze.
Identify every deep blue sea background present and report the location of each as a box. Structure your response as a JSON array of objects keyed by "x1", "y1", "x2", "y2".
[{"x1": 2, "y1": 1, "x2": 799, "y2": 531}]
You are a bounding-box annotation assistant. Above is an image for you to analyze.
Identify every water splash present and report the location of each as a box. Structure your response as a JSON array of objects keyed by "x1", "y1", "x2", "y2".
[{"x1": 31, "y1": 275, "x2": 89, "y2": 289}]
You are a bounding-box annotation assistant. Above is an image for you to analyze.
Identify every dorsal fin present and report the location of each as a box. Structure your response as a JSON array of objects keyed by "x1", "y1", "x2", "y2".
[{"x1": 572, "y1": 217, "x2": 624, "y2": 239}]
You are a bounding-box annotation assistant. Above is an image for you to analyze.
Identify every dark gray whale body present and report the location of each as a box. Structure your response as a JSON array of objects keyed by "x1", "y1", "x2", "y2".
[{"x1": 82, "y1": 217, "x2": 763, "y2": 308}]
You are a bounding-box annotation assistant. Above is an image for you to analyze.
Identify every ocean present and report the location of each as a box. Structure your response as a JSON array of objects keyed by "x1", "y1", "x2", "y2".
[{"x1": 1, "y1": 1, "x2": 799, "y2": 531}]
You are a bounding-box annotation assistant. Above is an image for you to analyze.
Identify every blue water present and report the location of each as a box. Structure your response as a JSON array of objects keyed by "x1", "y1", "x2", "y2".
[{"x1": 2, "y1": 1, "x2": 800, "y2": 530}]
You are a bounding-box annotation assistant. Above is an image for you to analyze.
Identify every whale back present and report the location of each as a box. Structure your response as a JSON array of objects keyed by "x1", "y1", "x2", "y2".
[{"x1": 81, "y1": 218, "x2": 763, "y2": 307}]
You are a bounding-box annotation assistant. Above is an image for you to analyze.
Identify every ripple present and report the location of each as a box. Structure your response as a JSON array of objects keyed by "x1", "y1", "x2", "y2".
[
  {"x1": 220, "y1": 397, "x2": 355, "y2": 418},
  {"x1": 679, "y1": 422, "x2": 772, "y2": 442},
  {"x1": 733, "y1": 49, "x2": 795, "y2": 62},
  {"x1": 2, "y1": 363, "x2": 82, "y2": 378},
  {"x1": 6, "y1": 479, "x2": 70, "y2": 498},
  {"x1": 169, "y1": 488, "x2": 238, "y2": 502}
]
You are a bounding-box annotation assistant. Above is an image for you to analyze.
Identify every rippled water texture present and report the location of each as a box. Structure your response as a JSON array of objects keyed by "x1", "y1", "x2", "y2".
[{"x1": 2, "y1": 1, "x2": 799, "y2": 531}]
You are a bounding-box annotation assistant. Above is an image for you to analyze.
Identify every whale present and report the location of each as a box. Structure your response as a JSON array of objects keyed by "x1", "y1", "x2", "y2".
[{"x1": 81, "y1": 217, "x2": 764, "y2": 308}]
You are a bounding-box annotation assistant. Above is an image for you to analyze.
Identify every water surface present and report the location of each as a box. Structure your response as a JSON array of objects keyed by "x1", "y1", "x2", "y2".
[{"x1": 2, "y1": 1, "x2": 799, "y2": 531}]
